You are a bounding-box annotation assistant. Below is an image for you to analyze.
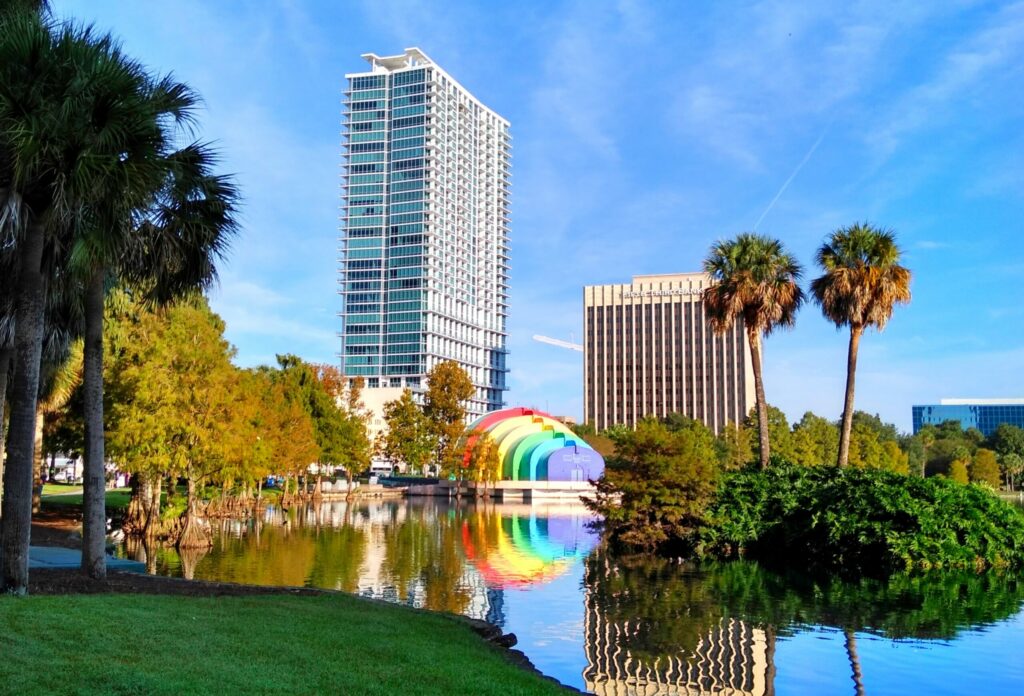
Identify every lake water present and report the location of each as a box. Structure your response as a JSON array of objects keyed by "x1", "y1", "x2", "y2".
[{"x1": 121, "y1": 498, "x2": 1024, "y2": 694}]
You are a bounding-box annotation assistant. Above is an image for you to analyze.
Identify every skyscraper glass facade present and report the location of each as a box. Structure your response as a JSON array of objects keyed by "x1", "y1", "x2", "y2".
[
  {"x1": 912, "y1": 400, "x2": 1024, "y2": 437},
  {"x1": 340, "y1": 49, "x2": 509, "y2": 415}
]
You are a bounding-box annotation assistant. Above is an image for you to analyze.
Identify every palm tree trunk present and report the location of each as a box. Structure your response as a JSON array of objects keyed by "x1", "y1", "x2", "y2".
[
  {"x1": 1, "y1": 223, "x2": 47, "y2": 595},
  {"x1": 837, "y1": 326, "x2": 863, "y2": 467},
  {"x1": 747, "y1": 327, "x2": 771, "y2": 469},
  {"x1": 0, "y1": 346, "x2": 10, "y2": 517},
  {"x1": 845, "y1": 628, "x2": 865, "y2": 696},
  {"x1": 81, "y1": 267, "x2": 108, "y2": 578}
]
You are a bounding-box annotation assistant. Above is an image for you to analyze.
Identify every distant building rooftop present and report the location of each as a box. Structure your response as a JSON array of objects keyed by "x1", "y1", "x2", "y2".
[
  {"x1": 360, "y1": 47, "x2": 434, "y2": 72},
  {"x1": 912, "y1": 400, "x2": 1024, "y2": 436},
  {"x1": 939, "y1": 398, "x2": 1024, "y2": 405}
]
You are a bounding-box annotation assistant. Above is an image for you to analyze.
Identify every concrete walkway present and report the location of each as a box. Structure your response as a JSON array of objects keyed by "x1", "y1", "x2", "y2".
[{"x1": 28, "y1": 546, "x2": 145, "y2": 573}]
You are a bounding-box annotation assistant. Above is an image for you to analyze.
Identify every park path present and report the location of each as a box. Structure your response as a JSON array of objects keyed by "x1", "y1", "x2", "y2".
[{"x1": 27, "y1": 546, "x2": 144, "y2": 572}]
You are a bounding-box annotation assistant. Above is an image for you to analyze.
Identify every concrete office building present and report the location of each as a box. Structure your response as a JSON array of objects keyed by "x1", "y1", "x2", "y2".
[
  {"x1": 340, "y1": 48, "x2": 510, "y2": 415},
  {"x1": 584, "y1": 273, "x2": 756, "y2": 433},
  {"x1": 912, "y1": 399, "x2": 1024, "y2": 437}
]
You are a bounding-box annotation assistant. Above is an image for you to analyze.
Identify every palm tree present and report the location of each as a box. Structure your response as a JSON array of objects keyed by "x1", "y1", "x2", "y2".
[
  {"x1": 0, "y1": 13, "x2": 161, "y2": 593},
  {"x1": 75, "y1": 142, "x2": 238, "y2": 578},
  {"x1": 71, "y1": 78, "x2": 238, "y2": 578},
  {"x1": 703, "y1": 233, "x2": 804, "y2": 469},
  {"x1": 810, "y1": 223, "x2": 911, "y2": 468}
]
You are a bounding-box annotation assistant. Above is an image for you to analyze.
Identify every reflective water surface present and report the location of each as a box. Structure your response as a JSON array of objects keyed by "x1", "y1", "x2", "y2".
[{"x1": 121, "y1": 499, "x2": 1024, "y2": 694}]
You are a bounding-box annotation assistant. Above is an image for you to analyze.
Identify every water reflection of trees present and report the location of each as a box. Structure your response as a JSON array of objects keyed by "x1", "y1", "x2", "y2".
[
  {"x1": 381, "y1": 515, "x2": 431, "y2": 601},
  {"x1": 584, "y1": 546, "x2": 1024, "y2": 695}
]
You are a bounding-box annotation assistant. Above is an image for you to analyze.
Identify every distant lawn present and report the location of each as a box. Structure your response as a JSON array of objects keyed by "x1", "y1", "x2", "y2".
[
  {"x1": 41, "y1": 484, "x2": 283, "y2": 512},
  {"x1": 0, "y1": 593, "x2": 567, "y2": 696},
  {"x1": 41, "y1": 485, "x2": 132, "y2": 511}
]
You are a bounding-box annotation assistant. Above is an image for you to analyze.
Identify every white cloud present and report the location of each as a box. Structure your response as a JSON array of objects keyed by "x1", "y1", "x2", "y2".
[{"x1": 865, "y1": 1, "x2": 1024, "y2": 160}]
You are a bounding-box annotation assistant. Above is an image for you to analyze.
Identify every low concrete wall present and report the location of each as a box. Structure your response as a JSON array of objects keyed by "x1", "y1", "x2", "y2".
[
  {"x1": 317, "y1": 484, "x2": 405, "y2": 500},
  {"x1": 406, "y1": 480, "x2": 596, "y2": 502}
]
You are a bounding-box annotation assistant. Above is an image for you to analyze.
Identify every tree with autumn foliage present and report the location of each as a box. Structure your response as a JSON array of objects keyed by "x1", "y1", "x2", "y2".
[
  {"x1": 382, "y1": 389, "x2": 435, "y2": 475},
  {"x1": 105, "y1": 294, "x2": 238, "y2": 547},
  {"x1": 423, "y1": 361, "x2": 475, "y2": 477},
  {"x1": 466, "y1": 431, "x2": 501, "y2": 494},
  {"x1": 273, "y1": 357, "x2": 370, "y2": 496}
]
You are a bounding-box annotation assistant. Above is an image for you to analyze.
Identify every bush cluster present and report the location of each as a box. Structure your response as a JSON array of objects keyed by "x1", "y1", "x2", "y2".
[{"x1": 700, "y1": 465, "x2": 1024, "y2": 572}]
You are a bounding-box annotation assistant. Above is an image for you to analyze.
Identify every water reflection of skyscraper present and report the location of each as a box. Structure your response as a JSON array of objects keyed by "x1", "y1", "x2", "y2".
[
  {"x1": 582, "y1": 556, "x2": 774, "y2": 696},
  {"x1": 583, "y1": 612, "x2": 772, "y2": 696}
]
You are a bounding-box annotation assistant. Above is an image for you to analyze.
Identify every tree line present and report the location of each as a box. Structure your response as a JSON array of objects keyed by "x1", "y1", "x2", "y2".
[
  {"x1": 582, "y1": 408, "x2": 1024, "y2": 485},
  {"x1": 587, "y1": 412, "x2": 1024, "y2": 566}
]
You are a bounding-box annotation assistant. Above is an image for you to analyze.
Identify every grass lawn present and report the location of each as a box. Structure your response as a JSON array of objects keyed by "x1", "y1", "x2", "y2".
[
  {"x1": 0, "y1": 593, "x2": 568, "y2": 695},
  {"x1": 40, "y1": 484, "x2": 133, "y2": 510}
]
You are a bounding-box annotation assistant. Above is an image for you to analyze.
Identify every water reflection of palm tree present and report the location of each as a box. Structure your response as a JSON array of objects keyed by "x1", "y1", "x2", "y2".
[{"x1": 845, "y1": 629, "x2": 865, "y2": 696}]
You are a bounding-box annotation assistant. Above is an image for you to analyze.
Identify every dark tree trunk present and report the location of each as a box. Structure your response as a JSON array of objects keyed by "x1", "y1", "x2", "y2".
[
  {"x1": 81, "y1": 267, "x2": 107, "y2": 578},
  {"x1": 747, "y1": 327, "x2": 771, "y2": 469},
  {"x1": 125, "y1": 475, "x2": 143, "y2": 533},
  {"x1": 0, "y1": 346, "x2": 11, "y2": 515},
  {"x1": 1, "y1": 224, "x2": 47, "y2": 595},
  {"x1": 845, "y1": 628, "x2": 865, "y2": 696},
  {"x1": 143, "y1": 475, "x2": 162, "y2": 539},
  {"x1": 837, "y1": 326, "x2": 863, "y2": 468},
  {"x1": 178, "y1": 475, "x2": 211, "y2": 549}
]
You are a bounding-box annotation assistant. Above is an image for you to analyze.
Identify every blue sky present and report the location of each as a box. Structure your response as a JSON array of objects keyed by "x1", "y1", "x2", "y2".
[{"x1": 53, "y1": 1, "x2": 1024, "y2": 432}]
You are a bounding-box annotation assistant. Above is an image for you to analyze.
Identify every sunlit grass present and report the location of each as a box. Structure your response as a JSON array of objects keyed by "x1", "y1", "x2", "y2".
[
  {"x1": 0, "y1": 593, "x2": 566, "y2": 695},
  {"x1": 40, "y1": 485, "x2": 133, "y2": 510}
]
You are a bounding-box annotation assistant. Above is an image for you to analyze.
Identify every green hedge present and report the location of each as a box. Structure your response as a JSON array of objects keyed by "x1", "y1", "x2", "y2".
[{"x1": 700, "y1": 466, "x2": 1024, "y2": 572}]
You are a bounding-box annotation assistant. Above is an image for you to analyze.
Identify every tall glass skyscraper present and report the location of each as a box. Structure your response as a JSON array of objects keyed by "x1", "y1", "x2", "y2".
[{"x1": 340, "y1": 48, "x2": 510, "y2": 415}]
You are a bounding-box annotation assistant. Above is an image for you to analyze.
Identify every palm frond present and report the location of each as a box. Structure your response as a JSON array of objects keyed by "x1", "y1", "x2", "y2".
[
  {"x1": 702, "y1": 232, "x2": 804, "y2": 337},
  {"x1": 811, "y1": 222, "x2": 912, "y2": 330}
]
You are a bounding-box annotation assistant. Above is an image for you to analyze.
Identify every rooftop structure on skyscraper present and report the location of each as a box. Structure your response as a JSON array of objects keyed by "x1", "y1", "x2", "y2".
[{"x1": 340, "y1": 48, "x2": 510, "y2": 415}]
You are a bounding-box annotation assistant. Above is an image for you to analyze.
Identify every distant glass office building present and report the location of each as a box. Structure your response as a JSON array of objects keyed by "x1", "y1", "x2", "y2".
[
  {"x1": 340, "y1": 48, "x2": 510, "y2": 415},
  {"x1": 912, "y1": 399, "x2": 1024, "y2": 436}
]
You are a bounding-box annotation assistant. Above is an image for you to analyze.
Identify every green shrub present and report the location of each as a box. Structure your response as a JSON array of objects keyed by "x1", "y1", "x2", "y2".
[
  {"x1": 586, "y1": 418, "x2": 719, "y2": 553},
  {"x1": 700, "y1": 466, "x2": 1024, "y2": 572}
]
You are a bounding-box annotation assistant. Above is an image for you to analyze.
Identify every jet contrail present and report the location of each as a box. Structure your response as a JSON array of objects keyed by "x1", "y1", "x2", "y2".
[{"x1": 753, "y1": 128, "x2": 828, "y2": 231}]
